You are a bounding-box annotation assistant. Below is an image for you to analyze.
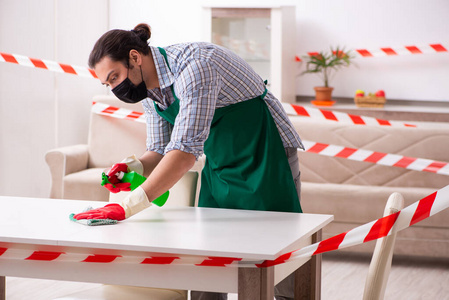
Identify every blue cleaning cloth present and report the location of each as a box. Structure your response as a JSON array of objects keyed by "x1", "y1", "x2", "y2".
[{"x1": 69, "y1": 206, "x2": 118, "y2": 226}]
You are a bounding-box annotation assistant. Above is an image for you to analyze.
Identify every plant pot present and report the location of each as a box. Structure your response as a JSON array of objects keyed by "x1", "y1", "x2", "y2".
[
  {"x1": 312, "y1": 87, "x2": 335, "y2": 106},
  {"x1": 313, "y1": 86, "x2": 334, "y2": 101}
]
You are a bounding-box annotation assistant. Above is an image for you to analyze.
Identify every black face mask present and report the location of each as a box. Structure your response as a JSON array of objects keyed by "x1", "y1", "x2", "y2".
[{"x1": 111, "y1": 66, "x2": 147, "y2": 103}]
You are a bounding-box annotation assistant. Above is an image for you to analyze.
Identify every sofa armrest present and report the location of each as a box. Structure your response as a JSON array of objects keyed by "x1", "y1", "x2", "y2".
[{"x1": 45, "y1": 144, "x2": 89, "y2": 198}]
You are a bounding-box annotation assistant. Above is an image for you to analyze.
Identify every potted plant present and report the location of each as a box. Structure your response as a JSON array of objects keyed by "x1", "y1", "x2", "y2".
[{"x1": 301, "y1": 46, "x2": 355, "y2": 105}]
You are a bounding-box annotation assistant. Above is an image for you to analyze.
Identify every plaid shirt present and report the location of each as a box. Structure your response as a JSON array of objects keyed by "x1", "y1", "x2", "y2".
[{"x1": 142, "y1": 42, "x2": 303, "y2": 159}]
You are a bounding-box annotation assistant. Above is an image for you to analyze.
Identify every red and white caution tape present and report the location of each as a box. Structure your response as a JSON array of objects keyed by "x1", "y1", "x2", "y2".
[
  {"x1": 1, "y1": 53, "x2": 446, "y2": 267},
  {"x1": 0, "y1": 51, "x2": 442, "y2": 129},
  {"x1": 92, "y1": 102, "x2": 146, "y2": 122},
  {"x1": 91, "y1": 102, "x2": 447, "y2": 175},
  {"x1": 295, "y1": 43, "x2": 449, "y2": 61},
  {"x1": 0, "y1": 52, "x2": 97, "y2": 79},
  {"x1": 3, "y1": 44, "x2": 447, "y2": 78},
  {"x1": 93, "y1": 101, "x2": 418, "y2": 128},
  {"x1": 258, "y1": 184, "x2": 449, "y2": 267},
  {"x1": 0, "y1": 247, "x2": 244, "y2": 267},
  {"x1": 1, "y1": 185, "x2": 448, "y2": 268},
  {"x1": 302, "y1": 140, "x2": 449, "y2": 176},
  {"x1": 282, "y1": 103, "x2": 417, "y2": 128}
]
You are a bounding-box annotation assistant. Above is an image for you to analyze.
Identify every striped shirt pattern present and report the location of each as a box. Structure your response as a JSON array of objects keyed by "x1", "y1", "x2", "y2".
[{"x1": 142, "y1": 42, "x2": 303, "y2": 159}]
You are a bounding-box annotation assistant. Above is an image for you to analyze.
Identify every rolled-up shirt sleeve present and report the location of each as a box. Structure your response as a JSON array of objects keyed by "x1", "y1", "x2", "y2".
[{"x1": 164, "y1": 59, "x2": 221, "y2": 159}]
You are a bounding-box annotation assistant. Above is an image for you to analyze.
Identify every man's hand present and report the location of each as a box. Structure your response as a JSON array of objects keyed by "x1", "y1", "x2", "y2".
[
  {"x1": 73, "y1": 203, "x2": 126, "y2": 221},
  {"x1": 102, "y1": 155, "x2": 144, "y2": 193},
  {"x1": 103, "y1": 181, "x2": 131, "y2": 193},
  {"x1": 106, "y1": 163, "x2": 129, "y2": 184},
  {"x1": 74, "y1": 187, "x2": 151, "y2": 221},
  {"x1": 101, "y1": 171, "x2": 131, "y2": 193}
]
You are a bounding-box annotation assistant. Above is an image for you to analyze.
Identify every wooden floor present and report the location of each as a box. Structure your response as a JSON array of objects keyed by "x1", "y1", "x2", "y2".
[
  {"x1": 4, "y1": 252, "x2": 449, "y2": 299},
  {"x1": 320, "y1": 252, "x2": 449, "y2": 300}
]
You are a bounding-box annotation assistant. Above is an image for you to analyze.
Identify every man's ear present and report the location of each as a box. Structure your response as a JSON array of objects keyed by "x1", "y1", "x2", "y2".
[{"x1": 128, "y1": 49, "x2": 142, "y2": 66}]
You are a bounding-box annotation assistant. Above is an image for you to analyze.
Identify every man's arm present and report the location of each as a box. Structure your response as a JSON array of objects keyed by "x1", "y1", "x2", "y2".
[
  {"x1": 139, "y1": 150, "x2": 164, "y2": 178},
  {"x1": 73, "y1": 150, "x2": 195, "y2": 221},
  {"x1": 140, "y1": 150, "x2": 196, "y2": 202}
]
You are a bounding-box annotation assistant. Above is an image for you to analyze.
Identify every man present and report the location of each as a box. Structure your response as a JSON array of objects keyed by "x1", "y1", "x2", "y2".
[{"x1": 75, "y1": 23, "x2": 303, "y2": 300}]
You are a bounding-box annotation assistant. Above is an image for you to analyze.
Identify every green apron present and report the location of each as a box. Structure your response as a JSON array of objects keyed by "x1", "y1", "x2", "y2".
[{"x1": 154, "y1": 47, "x2": 301, "y2": 213}]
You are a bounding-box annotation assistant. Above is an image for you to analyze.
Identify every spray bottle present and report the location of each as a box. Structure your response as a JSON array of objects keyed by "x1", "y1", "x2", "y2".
[{"x1": 101, "y1": 172, "x2": 169, "y2": 207}]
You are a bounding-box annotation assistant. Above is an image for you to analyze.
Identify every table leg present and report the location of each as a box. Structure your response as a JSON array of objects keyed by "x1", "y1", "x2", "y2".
[
  {"x1": 294, "y1": 230, "x2": 322, "y2": 300},
  {"x1": 1, "y1": 276, "x2": 5, "y2": 300},
  {"x1": 238, "y1": 266, "x2": 274, "y2": 299}
]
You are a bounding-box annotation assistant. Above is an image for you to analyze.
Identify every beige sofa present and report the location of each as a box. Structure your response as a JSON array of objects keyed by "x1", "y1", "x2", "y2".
[
  {"x1": 46, "y1": 95, "x2": 449, "y2": 258},
  {"x1": 292, "y1": 117, "x2": 449, "y2": 258}
]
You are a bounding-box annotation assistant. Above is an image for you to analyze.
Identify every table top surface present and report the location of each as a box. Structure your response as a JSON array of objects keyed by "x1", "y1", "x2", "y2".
[{"x1": 0, "y1": 196, "x2": 333, "y2": 260}]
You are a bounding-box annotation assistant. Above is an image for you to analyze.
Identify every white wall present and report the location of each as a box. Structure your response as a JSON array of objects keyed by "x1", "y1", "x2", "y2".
[
  {"x1": 295, "y1": 0, "x2": 449, "y2": 102},
  {"x1": 108, "y1": 0, "x2": 449, "y2": 102},
  {"x1": 0, "y1": 0, "x2": 108, "y2": 197},
  {"x1": 1, "y1": 0, "x2": 448, "y2": 198},
  {"x1": 108, "y1": 0, "x2": 205, "y2": 46}
]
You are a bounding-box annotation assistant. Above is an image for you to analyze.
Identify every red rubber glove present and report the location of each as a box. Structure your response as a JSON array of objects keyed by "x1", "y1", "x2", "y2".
[
  {"x1": 73, "y1": 203, "x2": 126, "y2": 221},
  {"x1": 102, "y1": 163, "x2": 132, "y2": 193},
  {"x1": 107, "y1": 163, "x2": 129, "y2": 184},
  {"x1": 103, "y1": 182, "x2": 131, "y2": 193}
]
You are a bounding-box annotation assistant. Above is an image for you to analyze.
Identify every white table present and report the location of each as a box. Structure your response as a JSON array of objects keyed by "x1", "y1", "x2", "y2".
[{"x1": 0, "y1": 196, "x2": 333, "y2": 299}]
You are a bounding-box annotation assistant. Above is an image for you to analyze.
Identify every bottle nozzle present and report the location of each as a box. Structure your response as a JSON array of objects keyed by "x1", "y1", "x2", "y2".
[{"x1": 117, "y1": 171, "x2": 125, "y2": 180}]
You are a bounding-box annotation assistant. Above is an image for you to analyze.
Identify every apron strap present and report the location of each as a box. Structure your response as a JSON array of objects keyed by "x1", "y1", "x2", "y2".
[
  {"x1": 260, "y1": 80, "x2": 268, "y2": 99},
  {"x1": 158, "y1": 47, "x2": 171, "y2": 71},
  {"x1": 154, "y1": 47, "x2": 180, "y2": 125}
]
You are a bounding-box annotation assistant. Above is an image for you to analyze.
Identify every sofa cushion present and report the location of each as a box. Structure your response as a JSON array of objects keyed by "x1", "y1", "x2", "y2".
[
  {"x1": 301, "y1": 182, "x2": 446, "y2": 228},
  {"x1": 88, "y1": 96, "x2": 147, "y2": 168},
  {"x1": 291, "y1": 117, "x2": 449, "y2": 190},
  {"x1": 63, "y1": 168, "x2": 109, "y2": 201}
]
